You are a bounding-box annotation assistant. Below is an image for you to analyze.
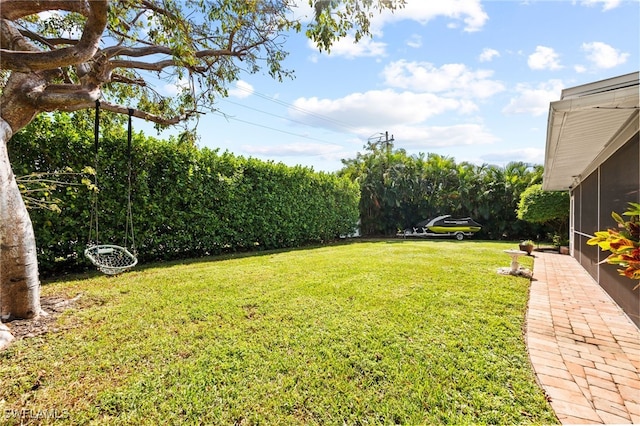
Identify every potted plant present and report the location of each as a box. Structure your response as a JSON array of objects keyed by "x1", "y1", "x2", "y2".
[
  {"x1": 551, "y1": 234, "x2": 570, "y2": 254},
  {"x1": 587, "y1": 202, "x2": 640, "y2": 288},
  {"x1": 519, "y1": 239, "x2": 535, "y2": 255}
]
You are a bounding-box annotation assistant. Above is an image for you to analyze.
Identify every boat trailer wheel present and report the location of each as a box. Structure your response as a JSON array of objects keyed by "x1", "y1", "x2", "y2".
[{"x1": 455, "y1": 232, "x2": 464, "y2": 241}]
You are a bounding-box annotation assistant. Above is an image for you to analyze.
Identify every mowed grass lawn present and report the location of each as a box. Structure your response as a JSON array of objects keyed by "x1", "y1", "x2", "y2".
[{"x1": 0, "y1": 240, "x2": 557, "y2": 425}]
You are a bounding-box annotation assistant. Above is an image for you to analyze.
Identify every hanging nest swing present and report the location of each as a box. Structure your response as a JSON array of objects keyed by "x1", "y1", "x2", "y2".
[
  {"x1": 85, "y1": 101, "x2": 138, "y2": 275},
  {"x1": 85, "y1": 245, "x2": 138, "y2": 275}
]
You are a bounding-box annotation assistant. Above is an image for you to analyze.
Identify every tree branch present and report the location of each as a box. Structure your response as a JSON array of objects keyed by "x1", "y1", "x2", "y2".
[
  {"x1": 98, "y1": 101, "x2": 200, "y2": 126},
  {"x1": 0, "y1": 0, "x2": 108, "y2": 72},
  {"x1": 18, "y1": 28, "x2": 77, "y2": 48},
  {"x1": 139, "y1": 0, "x2": 181, "y2": 22},
  {"x1": 29, "y1": 84, "x2": 100, "y2": 112},
  {"x1": 102, "y1": 44, "x2": 174, "y2": 59},
  {"x1": 27, "y1": 83, "x2": 197, "y2": 126},
  {"x1": 0, "y1": 0, "x2": 90, "y2": 20},
  {"x1": 105, "y1": 46, "x2": 240, "y2": 73},
  {"x1": 111, "y1": 73, "x2": 146, "y2": 87},
  {"x1": 103, "y1": 45, "x2": 237, "y2": 61},
  {"x1": 109, "y1": 59, "x2": 176, "y2": 72}
]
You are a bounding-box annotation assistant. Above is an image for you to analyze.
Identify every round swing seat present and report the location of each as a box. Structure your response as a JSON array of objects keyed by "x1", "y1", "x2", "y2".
[{"x1": 85, "y1": 245, "x2": 138, "y2": 275}]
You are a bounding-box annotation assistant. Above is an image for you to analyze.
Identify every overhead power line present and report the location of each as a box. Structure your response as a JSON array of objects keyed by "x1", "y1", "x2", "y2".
[
  {"x1": 211, "y1": 111, "x2": 339, "y2": 145},
  {"x1": 221, "y1": 98, "x2": 330, "y2": 130},
  {"x1": 229, "y1": 84, "x2": 362, "y2": 135}
]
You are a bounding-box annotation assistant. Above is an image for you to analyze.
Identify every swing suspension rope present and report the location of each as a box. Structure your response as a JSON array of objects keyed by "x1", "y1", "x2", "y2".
[{"x1": 85, "y1": 100, "x2": 138, "y2": 275}]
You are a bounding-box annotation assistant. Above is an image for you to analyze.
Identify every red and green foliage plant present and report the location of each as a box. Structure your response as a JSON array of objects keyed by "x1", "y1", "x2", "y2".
[{"x1": 588, "y1": 202, "x2": 640, "y2": 287}]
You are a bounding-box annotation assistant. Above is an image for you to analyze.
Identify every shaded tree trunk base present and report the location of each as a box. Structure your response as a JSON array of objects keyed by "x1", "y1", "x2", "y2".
[{"x1": 0, "y1": 294, "x2": 82, "y2": 351}]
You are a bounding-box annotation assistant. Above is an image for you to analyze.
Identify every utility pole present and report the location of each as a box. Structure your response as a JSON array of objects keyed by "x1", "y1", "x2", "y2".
[
  {"x1": 367, "y1": 131, "x2": 395, "y2": 153},
  {"x1": 384, "y1": 131, "x2": 394, "y2": 157}
]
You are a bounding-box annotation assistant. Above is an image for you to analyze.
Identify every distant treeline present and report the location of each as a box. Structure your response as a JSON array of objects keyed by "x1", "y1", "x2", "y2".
[{"x1": 338, "y1": 139, "x2": 553, "y2": 240}]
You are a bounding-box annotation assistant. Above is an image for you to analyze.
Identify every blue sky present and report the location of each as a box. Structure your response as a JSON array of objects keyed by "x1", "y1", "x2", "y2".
[{"x1": 141, "y1": 0, "x2": 639, "y2": 172}]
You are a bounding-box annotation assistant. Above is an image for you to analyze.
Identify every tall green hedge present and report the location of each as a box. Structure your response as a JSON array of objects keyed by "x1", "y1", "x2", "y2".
[{"x1": 9, "y1": 114, "x2": 360, "y2": 276}]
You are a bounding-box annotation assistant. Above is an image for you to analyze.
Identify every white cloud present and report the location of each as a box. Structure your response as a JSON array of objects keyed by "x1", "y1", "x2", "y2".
[
  {"x1": 299, "y1": 1, "x2": 487, "y2": 58},
  {"x1": 229, "y1": 80, "x2": 254, "y2": 98},
  {"x1": 479, "y1": 48, "x2": 500, "y2": 62},
  {"x1": 38, "y1": 11, "x2": 58, "y2": 20},
  {"x1": 528, "y1": 46, "x2": 563, "y2": 70},
  {"x1": 574, "y1": 64, "x2": 587, "y2": 73},
  {"x1": 406, "y1": 34, "x2": 423, "y2": 49},
  {"x1": 333, "y1": 123, "x2": 498, "y2": 151},
  {"x1": 241, "y1": 142, "x2": 346, "y2": 159},
  {"x1": 578, "y1": 0, "x2": 622, "y2": 11},
  {"x1": 481, "y1": 148, "x2": 545, "y2": 165},
  {"x1": 308, "y1": 35, "x2": 387, "y2": 59},
  {"x1": 292, "y1": 1, "x2": 488, "y2": 33},
  {"x1": 581, "y1": 41, "x2": 629, "y2": 69},
  {"x1": 502, "y1": 80, "x2": 564, "y2": 116},
  {"x1": 288, "y1": 1, "x2": 314, "y2": 21},
  {"x1": 373, "y1": 1, "x2": 489, "y2": 33},
  {"x1": 162, "y1": 77, "x2": 190, "y2": 96},
  {"x1": 391, "y1": 123, "x2": 499, "y2": 149},
  {"x1": 290, "y1": 89, "x2": 477, "y2": 131},
  {"x1": 381, "y1": 60, "x2": 505, "y2": 99}
]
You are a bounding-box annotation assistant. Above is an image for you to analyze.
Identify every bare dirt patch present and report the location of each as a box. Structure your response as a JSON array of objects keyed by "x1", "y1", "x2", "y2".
[{"x1": 5, "y1": 294, "x2": 82, "y2": 341}]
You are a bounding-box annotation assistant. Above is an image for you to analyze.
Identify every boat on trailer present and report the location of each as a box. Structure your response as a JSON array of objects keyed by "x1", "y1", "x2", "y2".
[{"x1": 397, "y1": 215, "x2": 482, "y2": 240}]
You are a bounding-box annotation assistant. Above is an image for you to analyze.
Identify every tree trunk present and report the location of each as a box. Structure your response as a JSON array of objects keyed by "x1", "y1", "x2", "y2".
[{"x1": 0, "y1": 118, "x2": 41, "y2": 321}]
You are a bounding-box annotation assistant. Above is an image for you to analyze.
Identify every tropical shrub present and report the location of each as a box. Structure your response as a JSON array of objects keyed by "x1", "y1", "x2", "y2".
[
  {"x1": 588, "y1": 202, "x2": 640, "y2": 286},
  {"x1": 517, "y1": 184, "x2": 569, "y2": 223},
  {"x1": 339, "y1": 140, "x2": 548, "y2": 239}
]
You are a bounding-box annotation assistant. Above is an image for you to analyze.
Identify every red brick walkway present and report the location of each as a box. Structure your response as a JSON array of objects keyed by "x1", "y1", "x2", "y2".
[{"x1": 527, "y1": 251, "x2": 640, "y2": 424}]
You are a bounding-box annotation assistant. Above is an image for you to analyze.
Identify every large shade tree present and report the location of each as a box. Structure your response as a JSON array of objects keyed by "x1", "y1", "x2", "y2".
[{"x1": 0, "y1": 0, "x2": 403, "y2": 330}]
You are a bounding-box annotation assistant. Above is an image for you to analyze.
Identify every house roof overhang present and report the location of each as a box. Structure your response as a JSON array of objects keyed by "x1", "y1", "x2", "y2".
[{"x1": 542, "y1": 72, "x2": 640, "y2": 191}]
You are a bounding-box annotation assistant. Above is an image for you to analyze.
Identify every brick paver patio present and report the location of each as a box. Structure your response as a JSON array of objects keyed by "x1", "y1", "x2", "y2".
[{"x1": 527, "y1": 251, "x2": 640, "y2": 424}]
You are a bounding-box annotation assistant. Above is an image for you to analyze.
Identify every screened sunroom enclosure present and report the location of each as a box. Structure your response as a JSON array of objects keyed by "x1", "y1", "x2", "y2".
[{"x1": 543, "y1": 72, "x2": 640, "y2": 327}]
